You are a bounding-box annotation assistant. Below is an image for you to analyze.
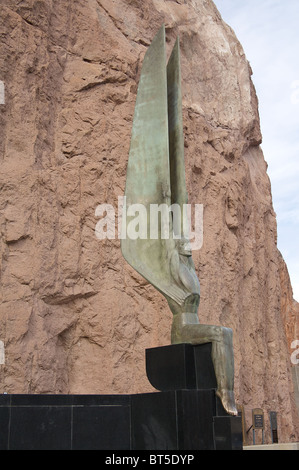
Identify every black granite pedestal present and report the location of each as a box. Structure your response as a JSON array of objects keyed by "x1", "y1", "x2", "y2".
[
  {"x1": 142, "y1": 343, "x2": 242, "y2": 450},
  {"x1": 146, "y1": 342, "x2": 217, "y2": 391},
  {"x1": 0, "y1": 394, "x2": 131, "y2": 450},
  {"x1": 131, "y1": 389, "x2": 242, "y2": 450},
  {"x1": 0, "y1": 343, "x2": 243, "y2": 450}
]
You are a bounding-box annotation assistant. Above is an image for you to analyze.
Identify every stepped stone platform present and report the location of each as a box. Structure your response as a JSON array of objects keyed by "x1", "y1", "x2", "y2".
[{"x1": 0, "y1": 343, "x2": 243, "y2": 450}]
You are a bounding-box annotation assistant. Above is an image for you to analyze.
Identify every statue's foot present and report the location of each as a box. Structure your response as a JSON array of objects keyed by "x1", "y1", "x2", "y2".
[{"x1": 216, "y1": 389, "x2": 238, "y2": 416}]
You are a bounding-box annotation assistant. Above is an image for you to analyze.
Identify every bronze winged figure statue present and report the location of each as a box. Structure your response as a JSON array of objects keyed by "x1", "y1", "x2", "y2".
[{"x1": 121, "y1": 25, "x2": 237, "y2": 416}]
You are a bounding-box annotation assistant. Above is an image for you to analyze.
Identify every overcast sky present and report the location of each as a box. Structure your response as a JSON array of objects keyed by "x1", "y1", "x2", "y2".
[{"x1": 213, "y1": 0, "x2": 299, "y2": 301}]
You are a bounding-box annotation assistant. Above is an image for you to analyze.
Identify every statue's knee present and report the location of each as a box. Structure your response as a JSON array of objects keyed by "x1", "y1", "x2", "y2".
[
  {"x1": 224, "y1": 326, "x2": 233, "y2": 337},
  {"x1": 222, "y1": 327, "x2": 233, "y2": 346},
  {"x1": 214, "y1": 326, "x2": 233, "y2": 344}
]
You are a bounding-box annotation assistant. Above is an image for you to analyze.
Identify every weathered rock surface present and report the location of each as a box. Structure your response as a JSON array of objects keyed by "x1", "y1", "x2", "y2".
[{"x1": 0, "y1": 0, "x2": 298, "y2": 443}]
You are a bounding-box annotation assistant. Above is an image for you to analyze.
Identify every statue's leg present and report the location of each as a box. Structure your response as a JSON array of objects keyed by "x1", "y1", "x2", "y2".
[{"x1": 171, "y1": 313, "x2": 238, "y2": 416}]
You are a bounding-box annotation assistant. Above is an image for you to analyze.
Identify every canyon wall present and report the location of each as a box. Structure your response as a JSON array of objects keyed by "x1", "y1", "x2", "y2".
[{"x1": 0, "y1": 0, "x2": 298, "y2": 443}]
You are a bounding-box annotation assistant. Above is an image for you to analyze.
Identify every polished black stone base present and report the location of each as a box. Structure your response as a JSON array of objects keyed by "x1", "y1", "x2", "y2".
[
  {"x1": 0, "y1": 394, "x2": 131, "y2": 450},
  {"x1": 146, "y1": 343, "x2": 217, "y2": 391},
  {"x1": 132, "y1": 389, "x2": 242, "y2": 450},
  {"x1": 0, "y1": 344, "x2": 243, "y2": 450},
  {"x1": 0, "y1": 390, "x2": 242, "y2": 450}
]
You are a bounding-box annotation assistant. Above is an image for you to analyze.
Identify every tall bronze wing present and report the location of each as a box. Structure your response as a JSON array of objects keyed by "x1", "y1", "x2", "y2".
[
  {"x1": 121, "y1": 25, "x2": 190, "y2": 306},
  {"x1": 167, "y1": 37, "x2": 189, "y2": 239}
]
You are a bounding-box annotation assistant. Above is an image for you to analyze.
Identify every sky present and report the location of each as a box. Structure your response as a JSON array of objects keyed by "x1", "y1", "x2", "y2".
[{"x1": 213, "y1": 0, "x2": 299, "y2": 301}]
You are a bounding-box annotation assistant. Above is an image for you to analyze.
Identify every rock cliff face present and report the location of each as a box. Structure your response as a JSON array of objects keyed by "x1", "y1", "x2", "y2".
[{"x1": 0, "y1": 0, "x2": 298, "y2": 443}]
